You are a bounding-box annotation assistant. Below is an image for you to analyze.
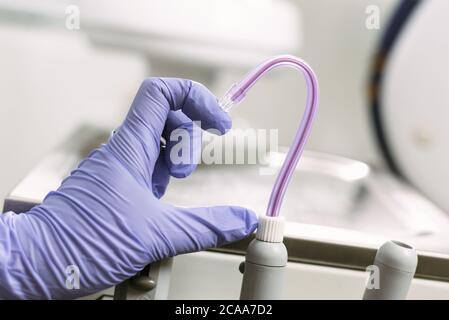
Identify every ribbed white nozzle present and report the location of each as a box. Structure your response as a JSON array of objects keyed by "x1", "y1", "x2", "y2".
[{"x1": 256, "y1": 215, "x2": 285, "y2": 243}]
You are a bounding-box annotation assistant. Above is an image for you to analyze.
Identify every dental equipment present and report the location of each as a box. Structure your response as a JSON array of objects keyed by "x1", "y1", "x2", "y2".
[
  {"x1": 363, "y1": 240, "x2": 418, "y2": 300},
  {"x1": 220, "y1": 55, "x2": 318, "y2": 218},
  {"x1": 114, "y1": 258, "x2": 173, "y2": 300},
  {"x1": 221, "y1": 55, "x2": 418, "y2": 300},
  {"x1": 219, "y1": 55, "x2": 318, "y2": 299}
]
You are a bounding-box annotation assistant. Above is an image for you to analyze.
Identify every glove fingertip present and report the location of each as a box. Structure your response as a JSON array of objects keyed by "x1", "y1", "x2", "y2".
[
  {"x1": 152, "y1": 183, "x2": 168, "y2": 199},
  {"x1": 185, "y1": 82, "x2": 232, "y2": 135},
  {"x1": 168, "y1": 163, "x2": 198, "y2": 178},
  {"x1": 214, "y1": 117, "x2": 232, "y2": 135},
  {"x1": 229, "y1": 206, "x2": 259, "y2": 236}
]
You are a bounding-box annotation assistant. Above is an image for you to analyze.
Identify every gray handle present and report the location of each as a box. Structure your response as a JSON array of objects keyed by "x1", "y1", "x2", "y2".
[
  {"x1": 240, "y1": 239, "x2": 288, "y2": 300},
  {"x1": 363, "y1": 240, "x2": 418, "y2": 300}
]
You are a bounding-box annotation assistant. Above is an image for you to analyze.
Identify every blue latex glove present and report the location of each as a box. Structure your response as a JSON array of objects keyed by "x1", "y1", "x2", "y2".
[{"x1": 0, "y1": 78, "x2": 258, "y2": 299}]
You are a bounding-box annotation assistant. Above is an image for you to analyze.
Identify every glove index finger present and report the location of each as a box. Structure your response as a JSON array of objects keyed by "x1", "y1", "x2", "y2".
[
  {"x1": 158, "y1": 205, "x2": 258, "y2": 256},
  {"x1": 180, "y1": 81, "x2": 232, "y2": 135},
  {"x1": 110, "y1": 78, "x2": 230, "y2": 185},
  {"x1": 127, "y1": 78, "x2": 230, "y2": 142}
]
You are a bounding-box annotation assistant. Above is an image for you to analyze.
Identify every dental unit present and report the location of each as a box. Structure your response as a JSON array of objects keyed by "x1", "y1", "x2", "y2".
[
  {"x1": 219, "y1": 55, "x2": 418, "y2": 300},
  {"x1": 107, "y1": 54, "x2": 418, "y2": 300}
]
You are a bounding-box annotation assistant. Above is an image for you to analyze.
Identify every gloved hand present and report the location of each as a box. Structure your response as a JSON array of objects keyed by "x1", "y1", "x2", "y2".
[{"x1": 0, "y1": 78, "x2": 258, "y2": 299}]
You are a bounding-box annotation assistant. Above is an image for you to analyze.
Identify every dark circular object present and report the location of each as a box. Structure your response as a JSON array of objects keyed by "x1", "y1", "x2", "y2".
[{"x1": 131, "y1": 276, "x2": 157, "y2": 291}]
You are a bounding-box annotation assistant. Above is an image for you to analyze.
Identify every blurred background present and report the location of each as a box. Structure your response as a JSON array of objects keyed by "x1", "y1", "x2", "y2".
[
  {"x1": 2, "y1": 0, "x2": 449, "y2": 243},
  {"x1": 5, "y1": 1, "x2": 449, "y2": 299},
  {"x1": 0, "y1": 0, "x2": 397, "y2": 201}
]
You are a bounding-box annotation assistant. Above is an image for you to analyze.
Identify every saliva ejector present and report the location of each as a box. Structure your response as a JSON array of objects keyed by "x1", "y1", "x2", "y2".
[
  {"x1": 219, "y1": 55, "x2": 318, "y2": 300},
  {"x1": 220, "y1": 55, "x2": 418, "y2": 300},
  {"x1": 113, "y1": 54, "x2": 418, "y2": 300}
]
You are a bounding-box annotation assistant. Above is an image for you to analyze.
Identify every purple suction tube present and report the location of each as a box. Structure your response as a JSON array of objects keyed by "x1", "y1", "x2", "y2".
[{"x1": 220, "y1": 55, "x2": 319, "y2": 217}]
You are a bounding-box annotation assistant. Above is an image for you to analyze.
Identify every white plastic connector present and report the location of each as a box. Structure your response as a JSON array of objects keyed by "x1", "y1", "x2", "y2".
[
  {"x1": 240, "y1": 215, "x2": 287, "y2": 299},
  {"x1": 218, "y1": 93, "x2": 235, "y2": 113},
  {"x1": 256, "y1": 215, "x2": 285, "y2": 243}
]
